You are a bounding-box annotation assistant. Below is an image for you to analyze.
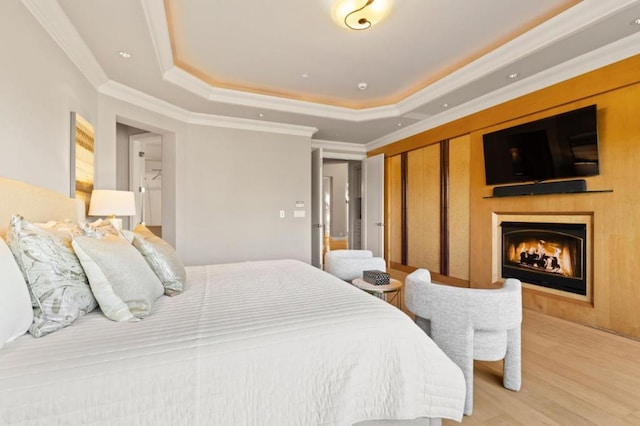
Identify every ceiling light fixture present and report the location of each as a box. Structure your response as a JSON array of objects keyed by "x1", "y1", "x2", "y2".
[
  {"x1": 508, "y1": 72, "x2": 519, "y2": 79},
  {"x1": 118, "y1": 51, "x2": 131, "y2": 59},
  {"x1": 332, "y1": 0, "x2": 391, "y2": 31},
  {"x1": 632, "y1": 18, "x2": 640, "y2": 25}
]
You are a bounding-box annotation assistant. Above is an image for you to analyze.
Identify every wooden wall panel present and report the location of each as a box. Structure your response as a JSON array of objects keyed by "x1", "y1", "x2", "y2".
[
  {"x1": 448, "y1": 135, "x2": 471, "y2": 281},
  {"x1": 469, "y1": 83, "x2": 640, "y2": 338},
  {"x1": 407, "y1": 144, "x2": 441, "y2": 272},
  {"x1": 374, "y1": 55, "x2": 640, "y2": 339},
  {"x1": 387, "y1": 155, "x2": 403, "y2": 264}
]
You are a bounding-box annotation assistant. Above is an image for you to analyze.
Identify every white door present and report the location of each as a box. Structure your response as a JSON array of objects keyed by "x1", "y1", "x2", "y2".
[
  {"x1": 362, "y1": 154, "x2": 384, "y2": 257},
  {"x1": 311, "y1": 148, "x2": 323, "y2": 268}
]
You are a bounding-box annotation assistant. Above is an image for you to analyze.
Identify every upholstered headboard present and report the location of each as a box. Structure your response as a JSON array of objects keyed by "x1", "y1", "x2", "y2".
[{"x1": 0, "y1": 177, "x2": 85, "y2": 237}]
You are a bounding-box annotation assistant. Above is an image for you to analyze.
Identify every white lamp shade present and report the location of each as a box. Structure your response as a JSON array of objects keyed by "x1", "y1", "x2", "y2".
[{"x1": 88, "y1": 190, "x2": 136, "y2": 217}]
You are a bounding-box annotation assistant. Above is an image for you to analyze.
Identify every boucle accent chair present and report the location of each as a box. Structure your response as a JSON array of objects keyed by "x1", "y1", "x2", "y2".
[
  {"x1": 324, "y1": 250, "x2": 386, "y2": 281},
  {"x1": 405, "y1": 269, "x2": 522, "y2": 415}
]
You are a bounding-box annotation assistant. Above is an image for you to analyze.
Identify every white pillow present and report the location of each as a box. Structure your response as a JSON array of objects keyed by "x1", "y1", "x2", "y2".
[
  {"x1": 130, "y1": 224, "x2": 186, "y2": 296},
  {"x1": 72, "y1": 235, "x2": 164, "y2": 321},
  {"x1": 0, "y1": 236, "x2": 33, "y2": 349}
]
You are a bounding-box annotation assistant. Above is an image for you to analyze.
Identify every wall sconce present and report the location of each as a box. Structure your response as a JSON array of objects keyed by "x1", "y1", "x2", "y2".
[
  {"x1": 332, "y1": 0, "x2": 391, "y2": 31},
  {"x1": 88, "y1": 189, "x2": 136, "y2": 230}
]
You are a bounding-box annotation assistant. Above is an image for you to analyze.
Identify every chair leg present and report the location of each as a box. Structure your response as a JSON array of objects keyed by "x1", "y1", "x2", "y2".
[
  {"x1": 431, "y1": 325, "x2": 474, "y2": 415},
  {"x1": 503, "y1": 327, "x2": 522, "y2": 391}
]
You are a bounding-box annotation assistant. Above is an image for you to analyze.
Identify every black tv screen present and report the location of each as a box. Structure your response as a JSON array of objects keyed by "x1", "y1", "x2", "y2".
[{"x1": 483, "y1": 105, "x2": 599, "y2": 186}]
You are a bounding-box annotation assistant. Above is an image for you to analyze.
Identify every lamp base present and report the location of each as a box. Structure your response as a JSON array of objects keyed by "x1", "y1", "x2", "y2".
[{"x1": 109, "y1": 217, "x2": 123, "y2": 231}]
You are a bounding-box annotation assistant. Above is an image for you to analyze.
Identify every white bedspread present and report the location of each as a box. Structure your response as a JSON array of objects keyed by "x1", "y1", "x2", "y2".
[{"x1": 0, "y1": 260, "x2": 465, "y2": 425}]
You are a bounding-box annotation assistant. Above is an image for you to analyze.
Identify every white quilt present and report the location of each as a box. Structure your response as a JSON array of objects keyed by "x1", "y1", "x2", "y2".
[{"x1": 0, "y1": 259, "x2": 465, "y2": 425}]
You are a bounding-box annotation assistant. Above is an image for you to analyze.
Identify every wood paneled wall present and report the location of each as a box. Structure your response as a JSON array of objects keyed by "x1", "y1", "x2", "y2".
[
  {"x1": 406, "y1": 144, "x2": 441, "y2": 271},
  {"x1": 448, "y1": 135, "x2": 470, "y2": 281},
  {"x1": 375, "y1": 54, "x2": 640, "y2": 339}
]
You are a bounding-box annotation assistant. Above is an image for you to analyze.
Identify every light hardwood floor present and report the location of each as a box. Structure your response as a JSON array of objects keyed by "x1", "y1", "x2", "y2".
[
  {"x1": 387, "y1": 271, "x2": 640, "y2": 425},
  {"x1": 445, "y1": 309, "x2": 640, "y2": 425}
]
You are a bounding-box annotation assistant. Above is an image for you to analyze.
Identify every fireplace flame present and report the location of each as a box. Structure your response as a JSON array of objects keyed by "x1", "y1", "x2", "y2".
[{"x1": 509, "y1": 239, "x2": 575, "y2": 277}]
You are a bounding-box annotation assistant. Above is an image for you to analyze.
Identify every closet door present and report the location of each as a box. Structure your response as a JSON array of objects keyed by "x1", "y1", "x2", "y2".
[
  {"x1": 406, "y1": 144, "x2": 441, "y2": 273},
  {"x1": 387, "y1": 155, "x2": 403, "y2": 266}
]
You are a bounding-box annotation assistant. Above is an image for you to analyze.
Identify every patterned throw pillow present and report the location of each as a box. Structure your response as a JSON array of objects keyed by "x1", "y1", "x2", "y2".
[
  {"x1": 129, "y1": 224, "x2": 186, "y2": 296},
  {"x1": 6, "y1": 215, "x2": 97, "y2": 337},
  {"x1": 72, "y1": 235, "x2": 164, "y2": 321},
  {"x1": 81, "y1": 218, "x2": 121, "y2": 239}
]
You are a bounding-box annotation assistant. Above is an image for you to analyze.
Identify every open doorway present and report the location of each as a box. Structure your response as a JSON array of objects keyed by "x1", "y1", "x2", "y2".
[
  {"x1": 322, "y1": 160, "x2": 362, "y2": 256},
  {"x1": 130, "y1": 133, "x2": 162, "y2": 237},
  {"x1": 115, "y1": 123, "x2": 162, "y2": 236}
]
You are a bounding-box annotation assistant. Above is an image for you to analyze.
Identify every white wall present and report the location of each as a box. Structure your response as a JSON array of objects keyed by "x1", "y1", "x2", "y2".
[
  {"x1": 183, "y1": 125, "x2": 311, "y2": 265},
  {"x1": 0, "y1": 1, "x2": 97, "y2": 194}
]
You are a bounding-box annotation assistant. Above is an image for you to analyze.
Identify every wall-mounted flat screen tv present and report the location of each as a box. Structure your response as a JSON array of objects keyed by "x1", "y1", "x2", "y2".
[{"x1": 483, "y1": 105, "x2": 599, "y2": 186}]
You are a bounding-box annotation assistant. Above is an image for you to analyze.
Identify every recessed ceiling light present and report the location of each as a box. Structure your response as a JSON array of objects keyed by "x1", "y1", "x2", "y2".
[
  {"x1": 301, "y1": 73, "x2": 309, "y2": 78},
  {"x1": 358, "y1": 82, "x2": 368, "y2": 91},
  {"x1": 633, "y1": 18, "x2": 640, "y2": 25},
  {"x1": 118, "y1": 51, "x2": 131, "y2": 59},
  {"x1": 508, "y1": 72, "x2": 519, "y2": 79},
  {"x1": 397, "y1": 122, "x2": 403, "y2": 127},
  {"x1": 441, "y1": 103, "x2": 449, "y2": 108},
  {"x1": 258, "y1": 113, "x2": 264, "y2": 118}
]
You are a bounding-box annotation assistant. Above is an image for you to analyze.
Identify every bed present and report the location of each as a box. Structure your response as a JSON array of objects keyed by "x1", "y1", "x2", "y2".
[{"x1": 0, "y1": 176, "x2": 465, "y2": 425}]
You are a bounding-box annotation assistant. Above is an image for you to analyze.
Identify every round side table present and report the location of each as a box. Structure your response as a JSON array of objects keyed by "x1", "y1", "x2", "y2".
[{"x1": 352, "y1": 277, "x2": 404, "y2": 309}]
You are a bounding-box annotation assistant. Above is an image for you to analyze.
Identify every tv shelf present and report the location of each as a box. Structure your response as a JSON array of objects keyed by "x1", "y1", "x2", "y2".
[{"x1": 483, "y1": 189, "x2": 613, "y2": 199}]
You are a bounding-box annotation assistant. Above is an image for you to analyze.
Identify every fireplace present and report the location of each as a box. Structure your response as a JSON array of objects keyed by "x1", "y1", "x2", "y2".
[{"x1": 501, "y1": 221, "x2": 587, "y2": 295}]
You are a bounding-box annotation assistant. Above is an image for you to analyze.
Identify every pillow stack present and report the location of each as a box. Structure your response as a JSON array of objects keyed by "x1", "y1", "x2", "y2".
[{"x1": 3, "y1": 214, "x2": 187, "y2": 342}]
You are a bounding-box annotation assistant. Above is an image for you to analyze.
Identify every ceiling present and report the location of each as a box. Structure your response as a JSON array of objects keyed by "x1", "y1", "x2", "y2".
[{"x1": 32, "y1": 0, "x2": 640, "y2": 150}]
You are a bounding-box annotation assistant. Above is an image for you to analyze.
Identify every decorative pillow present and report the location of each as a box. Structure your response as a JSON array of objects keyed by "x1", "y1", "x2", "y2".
[
  {"x1": 81, "y1": 218, "x2": 120, "y2": 239},
  {"x1": 72, "y1": 235, "x2": 164, "y2": 321},
  {"x1": 6, "y1": 215, "x2": 97, "y2": 337},
  {"x1": 130, "y1": 224, "x2": 186, "y2": 296},
  {"x1": 0, "y1": 236, "x2": 33, "y2": 349},
  {"x1": 36, "y1": 219, "x2": 83, "y2": 237}
]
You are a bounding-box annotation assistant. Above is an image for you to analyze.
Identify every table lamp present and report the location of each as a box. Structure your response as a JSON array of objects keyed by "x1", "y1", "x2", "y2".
[{"x1": 88, "y1": 189, "x2": 136, "y2": 231}]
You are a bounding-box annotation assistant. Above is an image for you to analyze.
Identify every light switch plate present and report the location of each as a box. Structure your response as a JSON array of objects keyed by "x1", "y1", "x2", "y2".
[{"x1": 294, "y1": 210, "x2": 305, "y2": 218}]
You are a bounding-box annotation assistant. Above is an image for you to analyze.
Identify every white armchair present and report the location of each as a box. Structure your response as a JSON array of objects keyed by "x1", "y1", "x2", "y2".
[
  {"x1": 324, "y1": 250, "x2": 386, "y2": 282},
  {"x1": 405, "y1": 269, "x2": 522, "y2": 416}
]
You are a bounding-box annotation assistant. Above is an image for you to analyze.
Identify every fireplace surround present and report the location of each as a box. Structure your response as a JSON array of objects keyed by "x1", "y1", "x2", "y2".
[
  {"x1": 501, "y1": 221, "x2": 586, "y2": 295},
  {"x1": 492, "y1": 213, "x2": 593, "y2": 302}
]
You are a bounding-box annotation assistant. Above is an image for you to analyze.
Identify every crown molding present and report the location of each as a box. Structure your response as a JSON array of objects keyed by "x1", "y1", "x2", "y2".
[
  {"x1": 311, "y1": 140, "x2": 366, "y2": 160},
  {"x1": 27, "y1": 0, "x2": 640, "y2": 145},
  {"x1": 21, "y1": 0, "x2": 108, "y2": 89},
  {"x1": 188, "y1": 112, "x2": 318, "y2": 137},
  {"x1": 100, "y1": 81, "x2": 318, "y2": 137},
  {"x1": 140, "y1": 0, "x2": 174, "y2": 74},
  {"x1": 395, "y1": 0, "x2": 639, "y2": 115},
  {"x1": 311, "y1": 139, "x2": 366, "y2": 153},
  {"x1": 142, "y1": 0, "x2": 639, "y2": 123},
  {"x1": 366, "y1": 30, "x2": 640, "y2": 152}
]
